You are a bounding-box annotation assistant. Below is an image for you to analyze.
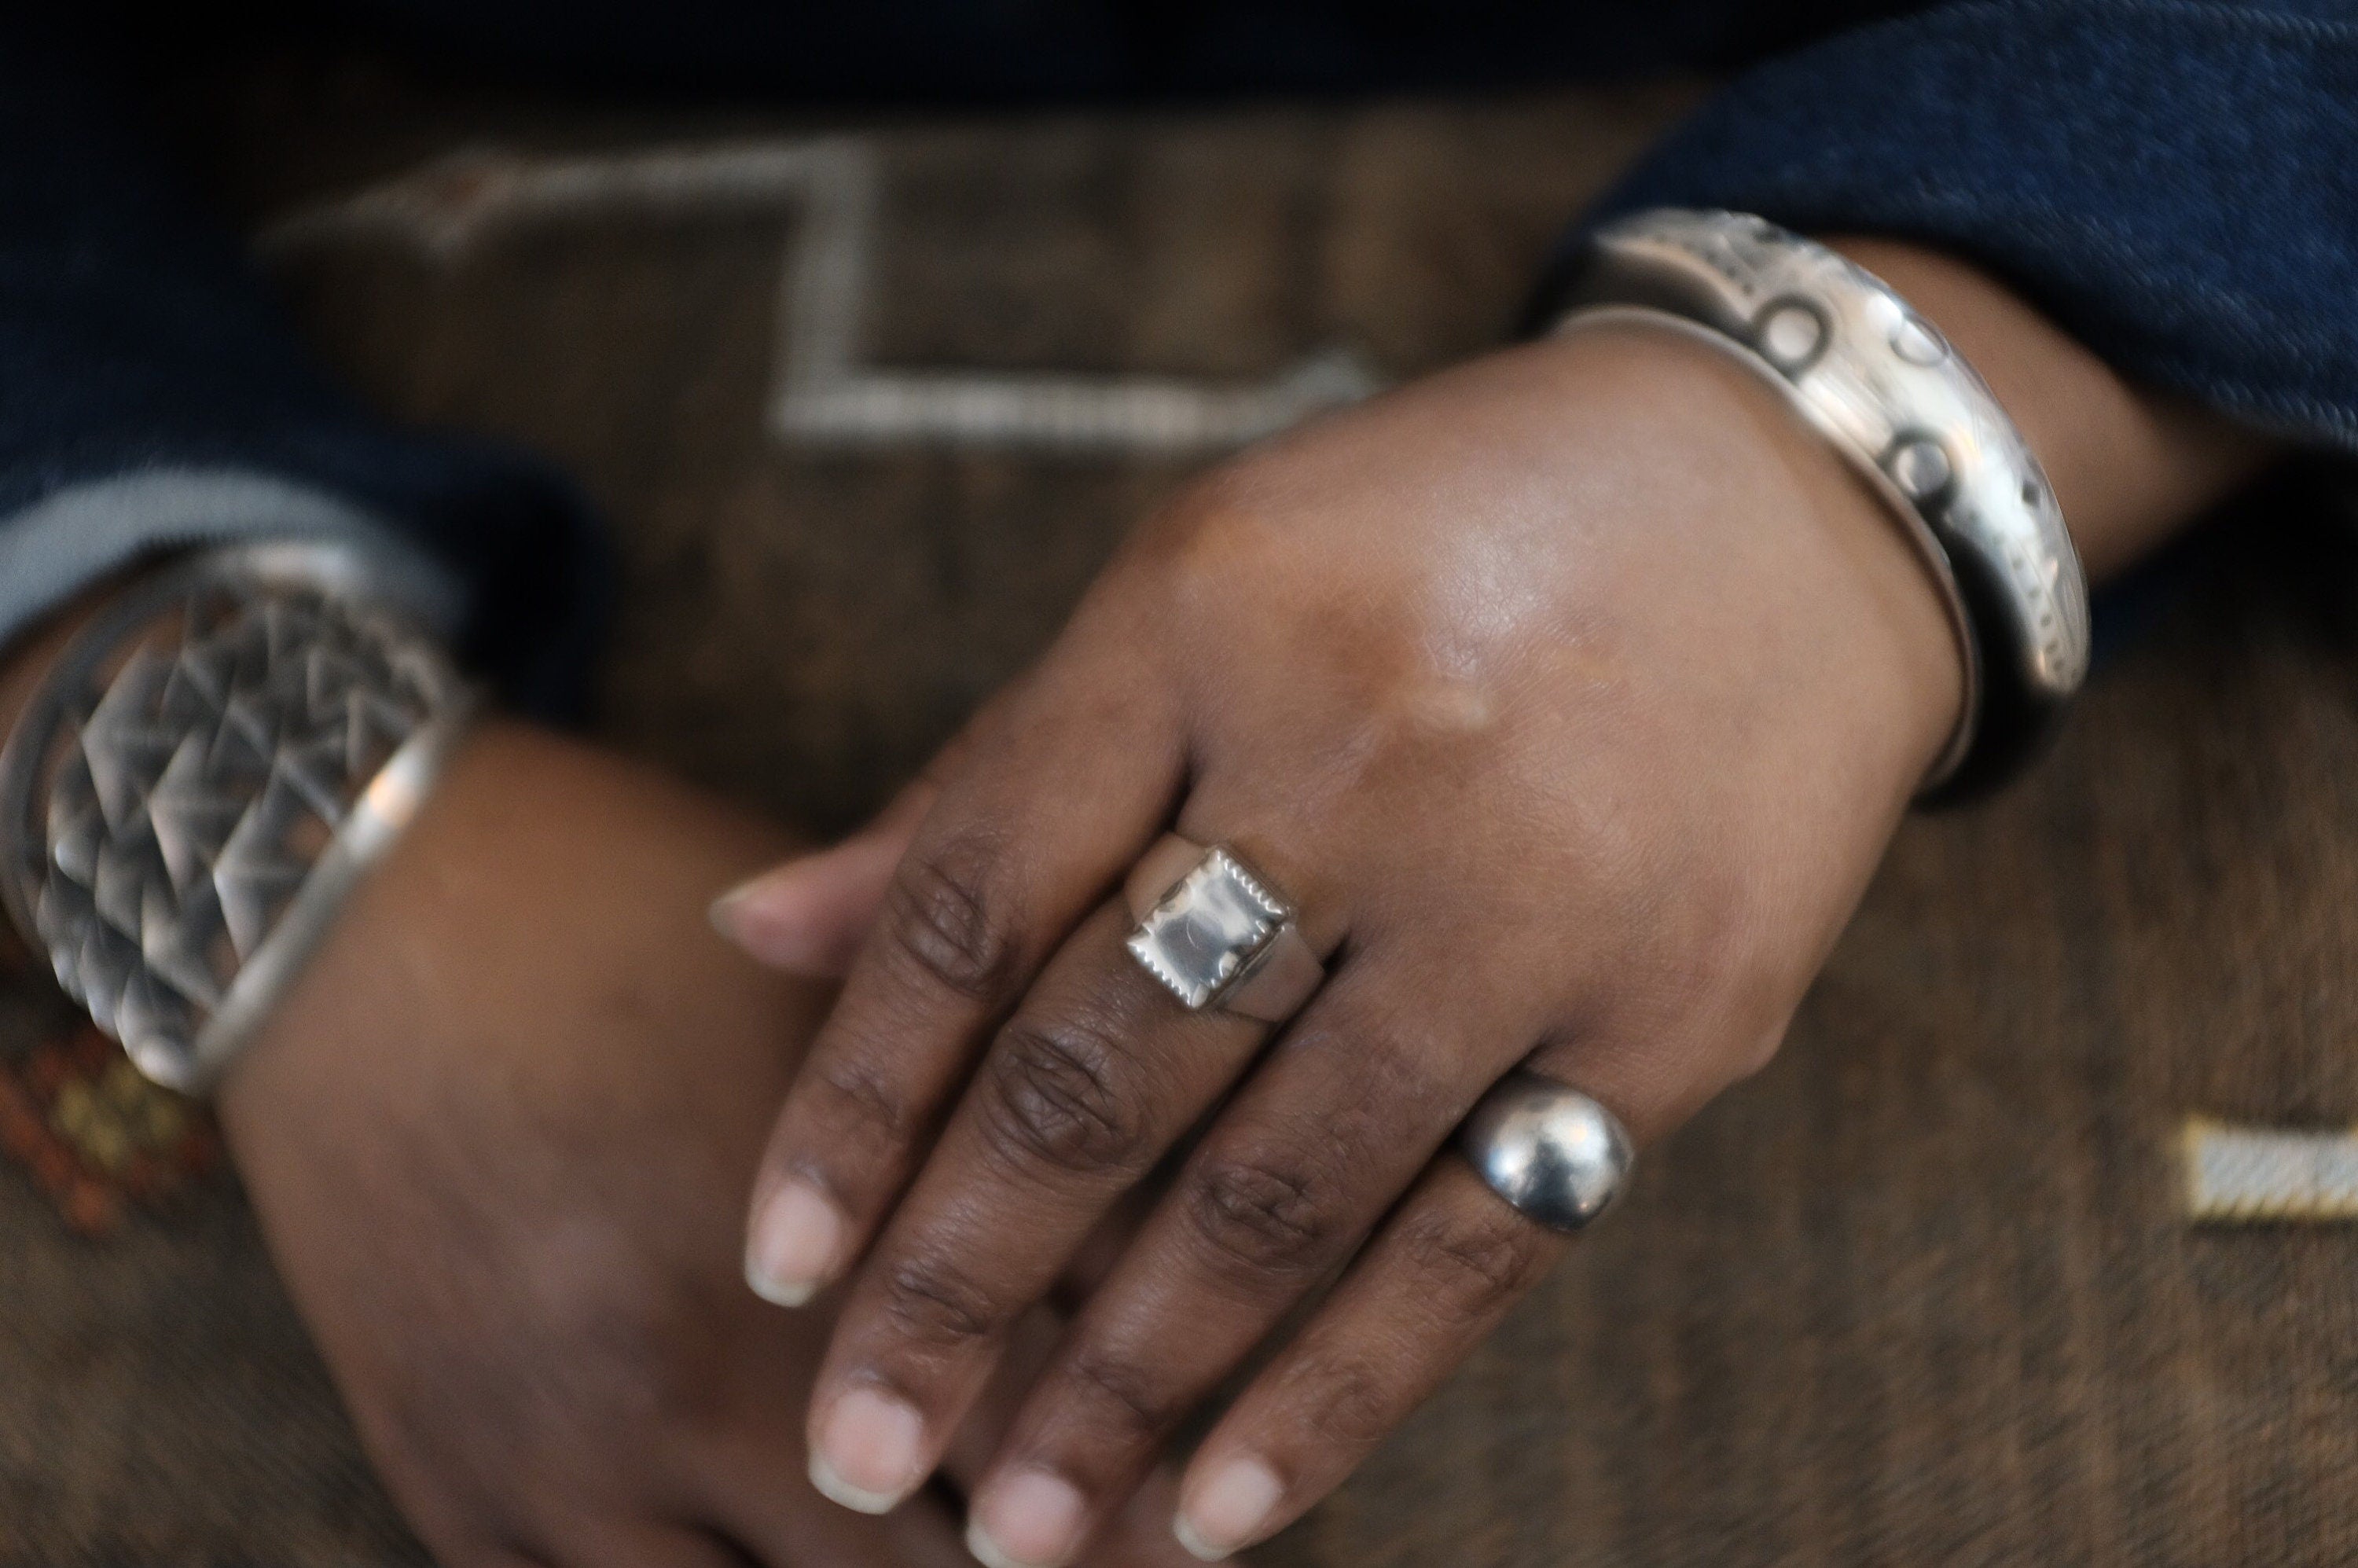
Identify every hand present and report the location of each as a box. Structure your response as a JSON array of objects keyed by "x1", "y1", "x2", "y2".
[
  {"x1": 718, "y1": 314, "x2": 1959, "y2": 1567},
  {"x1": 718, "y1": 242, "x2": 2274, "y2": 1566},
  {"x1": 214, "y1": 722, "x2": 1207, "y2": 1568}
]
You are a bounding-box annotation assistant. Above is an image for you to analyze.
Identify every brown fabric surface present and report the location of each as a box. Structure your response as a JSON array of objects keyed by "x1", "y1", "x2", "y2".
[{"x1": 7, "y1": 61, "x2": 2358, "y2": 1566}]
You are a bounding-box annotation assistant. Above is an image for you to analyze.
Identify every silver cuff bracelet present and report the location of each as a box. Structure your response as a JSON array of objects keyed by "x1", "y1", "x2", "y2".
[
  {"x1": 1554, "y1": 208, "x2": 2091, "y2": 798},
  {"x1": 0, "y1": 544, "x2": 476, "y2": 1094}
]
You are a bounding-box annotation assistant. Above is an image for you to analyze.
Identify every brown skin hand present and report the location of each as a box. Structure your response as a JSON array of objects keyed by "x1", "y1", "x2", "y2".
[
  {"x1": 0, "y1": 689, "x2": 1204, "y2": 1566},
  {"x1": 718, "y1": 236, "x2": 2278, "y2": 1567},
  {"x1": 210, "y1": 723, "x2": 1212, "y2": 1568}
]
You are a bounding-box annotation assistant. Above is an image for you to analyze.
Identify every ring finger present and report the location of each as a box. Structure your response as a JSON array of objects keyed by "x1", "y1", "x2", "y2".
[
  {"x1": 958, "y1": 944, "x2": 1542, "y2": 1568},
  {"x1": 1168, "y1": 1155, "x2": 1571, "y2": 1560},
  {"x1": 1165, "y1": 1057, "x2": 1648, "y2": 1559}
]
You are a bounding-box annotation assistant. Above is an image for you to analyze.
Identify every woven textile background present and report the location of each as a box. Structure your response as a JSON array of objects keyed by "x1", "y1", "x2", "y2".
[{"x1": 5, "y1": 55, "x2": 2357, "y2": 1566}]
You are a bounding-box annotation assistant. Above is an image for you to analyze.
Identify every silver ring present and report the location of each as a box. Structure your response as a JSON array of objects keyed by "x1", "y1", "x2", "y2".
[
  {"x1": 1123, "y1": 835, "x2": 1325, "y2": 1025},
  {"x1": 1457, "y1": 1069, "x2": 1634, "y2": 1232}
]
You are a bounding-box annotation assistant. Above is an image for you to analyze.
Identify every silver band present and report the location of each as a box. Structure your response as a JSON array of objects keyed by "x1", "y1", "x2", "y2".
[
  {"x1": 1555, "y1": 208, "x2": 2091, "y2": 797},
  {"x1": 0, "y1": 544, "x2": 476, "y2": 1094},
  {"x1": 1124, "y1": 835, "x2": 1325, "y2": 1025},
  {"x1": 1457, "y1": 1070, "x2": 1633, "y2": 1233}
]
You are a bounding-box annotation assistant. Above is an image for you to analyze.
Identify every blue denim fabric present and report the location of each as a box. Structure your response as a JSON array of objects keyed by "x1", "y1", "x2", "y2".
[
  {"x1": 1572, "y1": 0, "x2": 2358, "y2": 454},
  {"x1": 2, "y1": 2, "x2": 2350, "y2": 696},
  {"x1": 0, "y1": 22, "x2": 608, "y2": 713}
]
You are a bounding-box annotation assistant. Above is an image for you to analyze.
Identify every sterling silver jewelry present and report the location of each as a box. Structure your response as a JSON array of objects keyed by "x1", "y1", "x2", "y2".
[
  {"x1": 1458, "y1": 1069, "x2": 1633, "y2": 1233},
  {"x1": 1123, "y1": 834, "x2": 1324, "y2": 1024},
  {"x1": 0, "y1": 544, "x2": 476, "y2": 1094},
  {"x1": 1554, "y1": 208, "x2": 2090, "y2": 797}
]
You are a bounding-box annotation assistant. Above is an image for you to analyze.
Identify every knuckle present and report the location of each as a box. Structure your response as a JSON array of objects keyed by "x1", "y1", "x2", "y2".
[
  {"x1": 878, "y1": 1252, "x2": 1005, "y2": 1351},
  {"x1": 1293, "y1": 1354, "x2": 1397, "y2": 1451},
  {"x1": 1398, "y1": 1204, "x2": 1549, "y2": 1325},
  {"x1": 1062, "y1": 1350, "x2": 1185, "y2": 1441},
  {"x1": 809, "y1": 1057, "x2": 909, "y2": 1143},
  {"x1": 882, "y1": 832, "x2": 1023, "y2": 1001},
  {"x1": 980, "y1": 1015, "x2": 1151, "y2": 1177},
  {"x1": 1185, "y1": 1149, "x2": 1343, "y2": 1283},
  {"x1": 1333, "y1": 1031, "x2": 1461, "y2": 1133}
]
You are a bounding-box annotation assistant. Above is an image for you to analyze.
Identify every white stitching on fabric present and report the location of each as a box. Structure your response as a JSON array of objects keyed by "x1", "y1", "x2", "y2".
[
  {"x1": 2183, "y1": 1118, "x2": 2358, "y2": 1223},
  {"x1": 257, "y1": 140, "x2": 1385, "y2": 452}
]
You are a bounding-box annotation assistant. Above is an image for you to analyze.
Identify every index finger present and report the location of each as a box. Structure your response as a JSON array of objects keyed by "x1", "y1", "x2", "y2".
[{"x1": 744, "y1": 647, "x2": 1185, "y2": 1315}]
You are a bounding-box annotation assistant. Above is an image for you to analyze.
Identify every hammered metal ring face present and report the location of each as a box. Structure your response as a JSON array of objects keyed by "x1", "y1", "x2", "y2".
[{"x1": 1125, "y1": 845, "x2": 1291, "y2": 1011}]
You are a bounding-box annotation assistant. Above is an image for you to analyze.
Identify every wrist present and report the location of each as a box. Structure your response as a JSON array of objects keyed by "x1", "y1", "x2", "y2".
[
  {"x1": 212, "y1": 722, "x2": 803, "y2": 1226},
  {"x1": 211, "y1": 723, "x2": 512, "y2": 1158},
  {"x1": 212, "y1": 720, "x2": 527, "y2": 1180},
  {"x1": 1555, "y1": 218, "x2": 2261, "y2": 796},
  {"x1": 1754, "y1": 366, "x2": 1974, "y2": 797},
  {"x1": 1791, "y1": 383, "x2": 1976, "y2": 791},
  {"x1": 1552, "y1": 215, "x2": 2120, "y2": 799},
  {"x1": 1539, "y1": 321, "x2": 1968, "y2": 798}
]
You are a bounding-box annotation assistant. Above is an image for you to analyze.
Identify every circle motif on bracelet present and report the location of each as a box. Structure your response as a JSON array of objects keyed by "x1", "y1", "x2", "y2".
[
  {"x1": 1886, "y1": 435, "x2": 1954, "y2": 501},
  {"x1": 1457, "y1": 1070, "x2": 1633, "y2": 1233},
  {"x1": 1757, "y1": 300, "x2": 1826, "y2": 369},
  {"x1": 1889, "y1": 312, "x2": 1951, "y2": 366}
]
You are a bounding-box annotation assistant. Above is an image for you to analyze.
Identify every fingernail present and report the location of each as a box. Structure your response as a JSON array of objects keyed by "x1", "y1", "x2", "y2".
[
  {"x1": 708, "y1": 868, "x2": 794, "y2": 947},
  {"x1": 1173, "y1": 1456, "x2": 1284, "y2": 1562},
  {"x1": 708, "y1": 851, "x2": 828, "y2": 939},
  {"x1": 746, "y1": 1178, "x2": 843, "y2": 1307},
  {"x1": 967, "y1": 1468, "x2": 1088, "y2": 1568},
  {"x1": 708, "y1": 883, "x2": 756, "y2": 940},
  {"x1": 808, "y1": 1386, "x2": 927, "y2": 1514}
]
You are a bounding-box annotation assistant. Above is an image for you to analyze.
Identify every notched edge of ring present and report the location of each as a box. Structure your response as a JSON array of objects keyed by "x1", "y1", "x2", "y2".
[{"x1": 1126, "y1": 843, "x2": 1293, "y2": 1012}]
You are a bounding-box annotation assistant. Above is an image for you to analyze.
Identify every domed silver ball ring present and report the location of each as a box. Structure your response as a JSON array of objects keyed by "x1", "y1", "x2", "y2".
[{"x1": 1456, "y1": 1070, "x2": 1634, "y2": 1233}]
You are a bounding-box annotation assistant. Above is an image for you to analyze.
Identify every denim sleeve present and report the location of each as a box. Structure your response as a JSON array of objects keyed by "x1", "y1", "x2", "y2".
[
  {"x1": 1560, "y1": 0, "x2": 2358, "y2": 455},
  {"x1": 0, "y1": 21, "x2": 605, "y2": 714}
]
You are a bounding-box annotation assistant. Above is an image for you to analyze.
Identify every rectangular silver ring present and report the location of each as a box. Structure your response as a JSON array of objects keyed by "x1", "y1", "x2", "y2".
[{"x1": 1126, "y1": 845, "x2": 1288, "y2": 1011}]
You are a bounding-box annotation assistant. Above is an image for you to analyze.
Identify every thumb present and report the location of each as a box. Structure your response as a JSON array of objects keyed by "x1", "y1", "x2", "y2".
[
  {"x1": 709, "y1": 777, "x2": 934, "y2": 977},
  {"x1": 710, "y1": 666, "x2": 1026, "y2": 977}
]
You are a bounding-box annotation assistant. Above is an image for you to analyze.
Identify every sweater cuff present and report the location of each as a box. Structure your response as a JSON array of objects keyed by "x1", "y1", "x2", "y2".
[
  {"x1": 0, "y1": 467, "x2": 466, "y2": 662},
  {"x1": 1550, "y1": 0, "x2": 2358, "y2": 455}
]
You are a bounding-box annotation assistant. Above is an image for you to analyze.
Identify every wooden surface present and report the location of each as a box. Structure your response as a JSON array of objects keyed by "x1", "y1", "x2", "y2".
[{"x1": 7, "y1": 60, "x2": 2358, "y2": 1566}]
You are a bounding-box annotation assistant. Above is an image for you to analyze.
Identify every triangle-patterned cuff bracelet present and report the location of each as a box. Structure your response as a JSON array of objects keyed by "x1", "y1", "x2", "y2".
[{"x1": 0, "y1": 543, "x2": 478, "y2": 1096}]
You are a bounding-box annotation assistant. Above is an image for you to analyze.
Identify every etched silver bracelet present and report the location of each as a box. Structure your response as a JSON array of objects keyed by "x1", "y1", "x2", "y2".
[
  {"x1": 0, "y1": 544, "x2": 476, "y2": 1094},
  {"x1": 1554, "y1": 208, "x2": 2091, "y2": 798}
]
